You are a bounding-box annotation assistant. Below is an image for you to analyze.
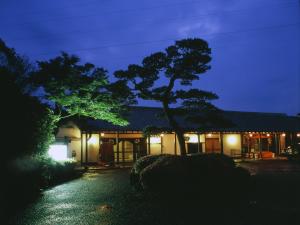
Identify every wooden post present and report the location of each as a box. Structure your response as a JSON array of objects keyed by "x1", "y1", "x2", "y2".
[
  {"x1": 197, "y1": 132, "x2": 200, "y2": 153},
  {"x1": 174, "y1": 133, "x2": 177, "y2": 155},
  {"x1": 116, "y1": 132, "x2": 119, "y2": 164},
  {"x1": 85, "y1": 132, "x2": 88, "y2": 164},
  {"x1": 274, "y1": 133, "x2": 279, "y2": 156},
  {"x1": 259, "y1": 133, "x2": 262, "y2": 159},
  {"x1": 98, "y1": 132, "x2": 101, "y2": 162},
  {"x1": 122, "y1": 140, "x2": 125, "y2": 164},
  {"x1": 161, "y1": 135, "x2": 163, "y2": 154},
  {"x1": 147, "y1": 135, "x2": 151, "y2": 155},
  {"x1": 220, "y1": 132, "x2": 224, "y2": 154},
  {"x1": 80, "y1": 131, "x2": 83, "y2": 166}
]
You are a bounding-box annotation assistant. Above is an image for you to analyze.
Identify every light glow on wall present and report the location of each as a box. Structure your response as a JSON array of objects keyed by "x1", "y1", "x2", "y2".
[
  {"x1": 186, "y1": 134, "x2": 198, "y2": 143},
  {"x1": 149, "y1": 136, "x2": 161, "y2": 144},
  {"x1": 48, "y1": 144, "x2": 68, "y2": 161},
  {"x1": 227, "y1": 135, "x2": 238, "y2": 145},
  {"x1": 88, "y1": 136, "x2": 98, "y2": 145}
]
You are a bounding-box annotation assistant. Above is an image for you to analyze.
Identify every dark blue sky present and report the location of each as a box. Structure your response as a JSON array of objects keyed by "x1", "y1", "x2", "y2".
[{"x1": 1, "y1": 0, "x2": 299, "y2": 115}]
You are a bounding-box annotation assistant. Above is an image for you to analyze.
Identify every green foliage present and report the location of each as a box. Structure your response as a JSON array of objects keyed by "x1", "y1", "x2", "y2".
[{"x1": 32, "y1": 52, "x2": 132, "y2": 126}]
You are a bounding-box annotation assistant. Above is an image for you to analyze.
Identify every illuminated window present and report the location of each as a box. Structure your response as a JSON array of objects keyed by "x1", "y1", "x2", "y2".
[{"x1": 48, "y1": 144, "x2": 68, "y2": 161}]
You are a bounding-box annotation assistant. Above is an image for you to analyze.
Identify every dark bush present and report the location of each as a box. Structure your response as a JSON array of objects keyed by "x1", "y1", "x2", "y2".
[
  {"x1": 130, "y1": 154, "x2": 163, "y2": 190},
  {"x1": 131, "y1": 153, "x2": 251, "y2": 207}
]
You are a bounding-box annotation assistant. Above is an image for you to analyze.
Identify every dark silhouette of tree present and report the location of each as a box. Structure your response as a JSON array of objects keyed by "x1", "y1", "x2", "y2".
[
  {"x1": 114, "y1": 38, "x2": 222, "y2": 155},
  {"x1": 31, "y1": 53, "x2": 134, "y2": 125},
  {"x1": 0, "y1": 39, "x2": 56, "y2": 161}
]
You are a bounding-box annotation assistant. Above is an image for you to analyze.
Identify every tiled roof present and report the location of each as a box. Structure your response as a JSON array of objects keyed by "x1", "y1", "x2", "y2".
[{"x1": 78, "y1": 106, "x2": 300, "y2": 132}]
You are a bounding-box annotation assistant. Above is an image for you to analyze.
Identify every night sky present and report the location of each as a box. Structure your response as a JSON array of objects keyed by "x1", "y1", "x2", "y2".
[{"x1": 1, "y1": 0, "x2": 299, "y2": 115}]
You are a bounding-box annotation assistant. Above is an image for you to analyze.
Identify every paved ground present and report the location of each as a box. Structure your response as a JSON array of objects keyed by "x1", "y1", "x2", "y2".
[
  {"x1": 9, "y1": 160, "x2": 300, "y2": 225},
  {"x1": 11, "y1": 170, "x2": 137, "y2": 225}
]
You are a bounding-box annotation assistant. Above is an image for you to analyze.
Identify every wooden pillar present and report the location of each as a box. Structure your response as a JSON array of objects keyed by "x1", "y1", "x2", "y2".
[
  {"x1": 240, "y1": 133, "x2": 244, "y2": 154},
  {"x1": 161, "y1": 135, "x2": 163, "y2": 154},
  {"x1": 174, "y1": 133, "x2": 177, "y2": 155},
  {"x1": 259, "y1": 133, "x2": 262, "y2": 158},
  {"x1": 80, "y1": 131, "x2": 83, "y2": 166},
  {"x1": 274, "y1": 133, "x2": 279, "y2": 156},
  {"x1": 197, "y1": 132, "x2": 200, "y2": 153},
  {"x1": 116, "y1": 132, "x2": 120, "y2": 164},
  {"x1": 98, "y1": 132, "x2": 101, "y2": 162},
  {"x1": 220, "y1": 132, "x2": 224, "y2": 154},
  {"x1": 85, "y1": 132, "x2": 88, "y2": 164},
  {"x1": 147, "y1": 135, "x2": 151, "y2": 155},
  {"x1": 122, "y1": 140, "x2": 125, "y2": 164}
]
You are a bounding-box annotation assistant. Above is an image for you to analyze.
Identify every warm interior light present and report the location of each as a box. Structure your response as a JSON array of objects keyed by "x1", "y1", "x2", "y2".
[
  {"x1": 100, "y1": 133, "x2": 105, "y2": 137},
  {"x1": 88, "y1": 136, "x2": 98, "y2": 145},
  {"x1": 227, "y1": 135, "x2": 237, "y2": 145},
  {"x1": 149, "y1": 136, "x2": 161, "y2": 144},
  {"x1": 48, "y1": 144, "x2": 68, "y2": 161},
  {"x1": 188, "y1": 135, "x2": 198, "y2": 143}
]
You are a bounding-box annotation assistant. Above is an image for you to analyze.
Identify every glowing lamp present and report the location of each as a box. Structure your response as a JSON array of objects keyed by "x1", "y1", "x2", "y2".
[
  {"x1": 227, "y1": 135, "x2": 237, "y2": 145},
  {"x1": 207, "y1": 133, "x2": 212, "y2": 137},
  {"x1": 160, "y1": 133, "x2": 164, "y2": 137},
  {"x1": 88, "y1": 136, "x2": 98, "y2": 145},
  {"x1": 100, "y1": 133, "x2": 105, "y2": 137},
  {"x1": 48, "y1": 144, "x2": 68, "y2": 161},
  {"x1": 282, "y1": 133, "x2": 286, "y2": 137},
  {"x1": 267, "y1": 134, "x2": 270, "y2": 137},
  {"x1": 249, "y1": 134, "x2": 253, "y2": 137},
  {"x1": 149, "y1": 136, "x2": 161, "y2": 144},
  {"x1": 297, "y1": 133, "x2": 300, "y2": 137}
]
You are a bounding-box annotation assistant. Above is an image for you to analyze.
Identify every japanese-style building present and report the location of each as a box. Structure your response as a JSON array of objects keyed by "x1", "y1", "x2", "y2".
[{"x1": 55, "y1": 106, "x2": 300, "y2": 164}]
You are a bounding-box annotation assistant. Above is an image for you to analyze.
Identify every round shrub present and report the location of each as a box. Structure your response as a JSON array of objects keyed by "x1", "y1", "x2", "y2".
[
  {"x1": 131, "y1": 153, "x2": 251, "y2": 207},
  {"x1": 130, "y1": 155, "x2": 162, "y2": 189}
]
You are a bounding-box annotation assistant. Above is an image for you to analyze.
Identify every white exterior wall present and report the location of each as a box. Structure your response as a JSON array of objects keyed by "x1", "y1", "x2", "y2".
[
  {"x1": 222, "y1": 134, "x2": 242, "y2": 156},
  {"x1": 56, "y1": 121, "x2": 82, "y2": 162}
]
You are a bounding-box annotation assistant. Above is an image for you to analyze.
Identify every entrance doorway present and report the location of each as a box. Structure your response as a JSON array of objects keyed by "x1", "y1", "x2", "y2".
[{"x1": 205, "y1": 138, "x2": 221, "y2": 153}]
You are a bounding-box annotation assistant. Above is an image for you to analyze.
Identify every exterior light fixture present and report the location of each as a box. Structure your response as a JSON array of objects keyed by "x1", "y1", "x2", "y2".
[
  {"x1": 249, "y1": 133, "x2": 253, "y2": 137},
  {"x1": 282, "y1": 133, "x2": 286, "y2": 137},
  {"x1": 48, "y1": 144, "x2": 68, "y2": 161},
  {"x1": 297, "y1": 133, "x2": 300, "y2": 137},
  {"x1": 227, "y1": 135, "x2": 237, "y2": 145},
  {"x1": 160, "y1": 133, "x2": 164, "y2": 137},
  {"x1": 100, "y1": 133, "x2": 105, "y2": 137},
  {"x1": 207, "y1": 133, "x2": 212, "y2": 137},
  {"x1": 188, "y1": 135, "x2": 198, "y2": 143},
  {"x1": 149, "y1": 136, "x2": 161, "y2": 144},
  {"x1": 267, "y1": 134, "x2": 270, "y2": 137},
  {"x1": 88, "y1": 136, "x2": 98, "y2": 145}
]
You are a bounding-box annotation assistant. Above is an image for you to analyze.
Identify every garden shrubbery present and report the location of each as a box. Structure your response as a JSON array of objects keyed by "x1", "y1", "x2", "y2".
[{"x1": 131, "y1": 153, "x2": 251, "y2": 207}]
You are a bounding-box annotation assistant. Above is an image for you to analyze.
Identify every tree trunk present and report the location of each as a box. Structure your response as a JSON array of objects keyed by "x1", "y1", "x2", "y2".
[{"x1": 162, "y1": 102, "x2": 187, "y2": 156}]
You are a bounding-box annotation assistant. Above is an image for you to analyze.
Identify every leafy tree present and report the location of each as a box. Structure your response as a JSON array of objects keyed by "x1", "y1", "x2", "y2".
[
  {"x1": 0, "y1": 39, "x2": 57, "y2": 161},
  {"x1": 114, "y1": 38, "x2": 222, "y2": 155},
  {"x1": 32, "y1": 53, "x2": 134, "y2": 125}
]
